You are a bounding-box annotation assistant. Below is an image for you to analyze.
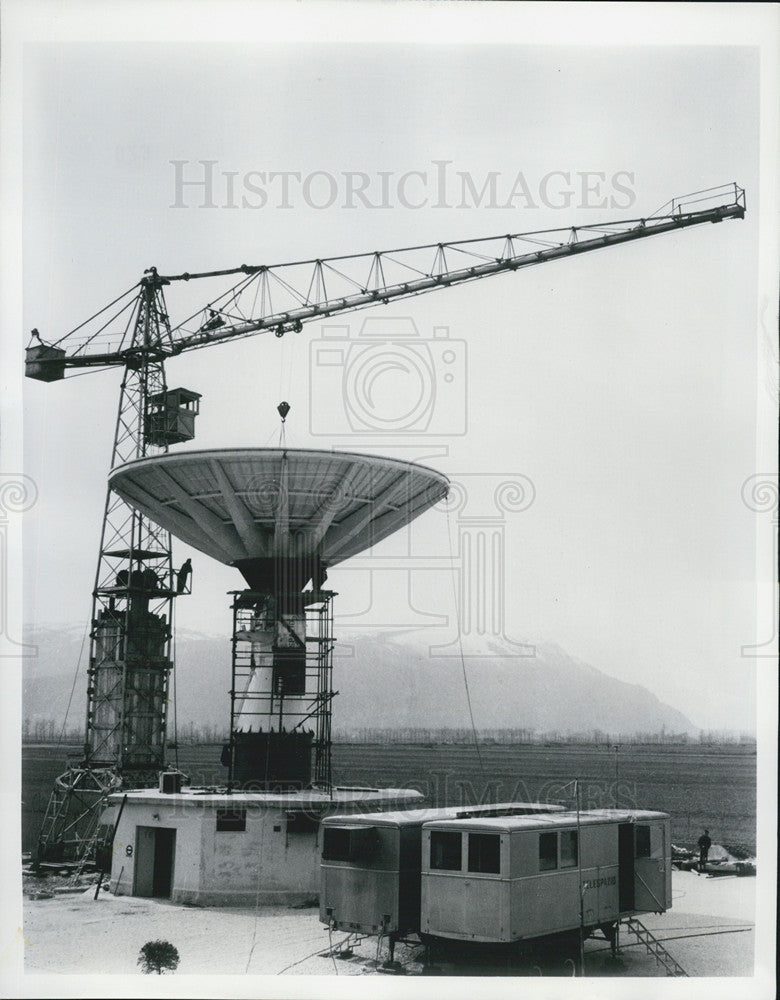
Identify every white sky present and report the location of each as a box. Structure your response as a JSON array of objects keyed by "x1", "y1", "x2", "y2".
[{"x1": 6, "y1": 7, "x2": 777, "y2": 741}]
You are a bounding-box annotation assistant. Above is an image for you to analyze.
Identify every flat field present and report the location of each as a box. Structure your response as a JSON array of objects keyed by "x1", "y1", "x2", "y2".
[{"x1": 21, "y1": 741, "x2": 756, "y2": 855}]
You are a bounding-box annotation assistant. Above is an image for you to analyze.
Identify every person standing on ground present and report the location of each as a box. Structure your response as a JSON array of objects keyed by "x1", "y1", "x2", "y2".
[{"x1": 697, "y1": 829, "x2": 712, "y2": 872}]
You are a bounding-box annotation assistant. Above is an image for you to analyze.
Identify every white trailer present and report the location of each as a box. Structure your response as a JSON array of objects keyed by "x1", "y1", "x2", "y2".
[
  {"x1": 420, "y1": 809, "x2": 671, "y2": 945},
  {"x1": 320, "y1": 803, "x2": 565, "y2": 939}
]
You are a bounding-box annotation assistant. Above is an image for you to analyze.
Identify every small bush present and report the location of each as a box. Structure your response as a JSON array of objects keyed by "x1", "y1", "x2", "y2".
[{"x1": 138, "y1": 939, "x2": 180, "y2": 975}]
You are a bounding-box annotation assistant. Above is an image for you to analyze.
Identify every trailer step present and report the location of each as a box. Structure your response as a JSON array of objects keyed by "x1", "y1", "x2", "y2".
[{"x1": 623, "y1": 917, "x2": 688, "y2": 977}]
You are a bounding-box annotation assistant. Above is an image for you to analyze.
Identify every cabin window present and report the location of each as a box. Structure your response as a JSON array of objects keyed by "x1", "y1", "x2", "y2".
[
  {"x1": 286, "y1": 812, "x2": 319, "y2": 834},
  {"x1": 430, "y1": 830, "x2": 462, "y2": 871},
  {"x1": 560, "y1": 830, "x2": 578, "y2": 868},
  {"x1": 216, "y1": 809, "x2": 246, "y2": 832},
  {"x1": 635, "y1": 825, "x2": 651, "y2": 858},
  {"x1": 539, "y1": 831, "x2": 558, "y2": 871},
  {"x1": 468, "y1": 833, "x2": 501, "y2": 874}
]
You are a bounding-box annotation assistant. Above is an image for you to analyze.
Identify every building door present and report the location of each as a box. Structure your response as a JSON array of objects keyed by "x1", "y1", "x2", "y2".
[
  {"x1": 152, "y1": 828, "x2": 176, "y2": 897},
  {"x1": 134, "y1": 826, "x2": 176, "y2": 899},
  {"x1": 617, "y1": 823, "x2": 635, "y2": 912}
]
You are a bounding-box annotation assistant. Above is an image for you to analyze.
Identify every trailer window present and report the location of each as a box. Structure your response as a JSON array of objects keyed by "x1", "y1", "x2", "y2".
[
  {"x1": 635, "y1": 825, "x2": 651, "y2": 858},
  {"x1": 468, "y1": 834, "x2": 501, "y2": 874},
  {"x1": 430, "y1": 830, "x2": 462, "y2": 870},
  {"x1": 322, "y1": 826, "x2": 377, "y2": 862},
  {"x1": 560, "y1": 830, "x2": 578, "y2": 868},
  {"x1": 323, "y1": 827, "x2": 351, "y2": 861},
  {"x1": 539, "y1": 831, "x2": 557, "y2": 871}
]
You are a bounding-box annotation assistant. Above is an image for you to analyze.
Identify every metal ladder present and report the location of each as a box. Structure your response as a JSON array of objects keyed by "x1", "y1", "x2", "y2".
[
  {"x1": 37, "y1": 790, "x2": 67, "y2": 855},
  {"x1": 623, "y1": 917, "x2": 688, "y2": 977}
]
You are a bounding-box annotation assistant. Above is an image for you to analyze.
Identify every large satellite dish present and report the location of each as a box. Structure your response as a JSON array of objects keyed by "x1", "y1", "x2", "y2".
[{"x1": 109, "y1": 448, "x2": 449, "y2": 577}]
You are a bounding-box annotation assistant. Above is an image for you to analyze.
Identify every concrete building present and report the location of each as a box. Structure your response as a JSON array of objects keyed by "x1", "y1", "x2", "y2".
[{"x1": 107, "y1": 785, "x2": 424, "y2": 906}]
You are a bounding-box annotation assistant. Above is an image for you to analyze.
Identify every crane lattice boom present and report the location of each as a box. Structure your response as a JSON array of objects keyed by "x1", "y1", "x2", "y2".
[{"x1": 26, "y1": 183, "x2": 745, "y2": 379}]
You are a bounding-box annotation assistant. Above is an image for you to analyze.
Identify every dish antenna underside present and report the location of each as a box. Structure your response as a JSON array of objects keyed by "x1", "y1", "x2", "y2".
[{"x1": 110, "y1": 448, "x2": 449, "y2": 587}]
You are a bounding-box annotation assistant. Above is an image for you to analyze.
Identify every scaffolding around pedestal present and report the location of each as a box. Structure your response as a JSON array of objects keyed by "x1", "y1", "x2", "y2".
[
  {"x1": 109, "y1": 447, "x2": 451, "y2": 794},
  {"x1": 227, "y1": 587, "x2": 336, "y2": 791}
]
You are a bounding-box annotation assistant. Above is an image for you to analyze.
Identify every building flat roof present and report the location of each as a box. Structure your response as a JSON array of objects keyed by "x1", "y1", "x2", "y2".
[{"x1": 107, "y1": 785, "x2": 425, "y2": 811}]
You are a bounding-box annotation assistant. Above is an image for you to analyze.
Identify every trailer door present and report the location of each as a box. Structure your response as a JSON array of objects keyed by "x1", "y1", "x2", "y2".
[
  {"x1": 633, "y1": 823, "x2": 667, "y2": 913},
  {"x1": 617, "y1": 823, "x2": 634, "y2": 912}
]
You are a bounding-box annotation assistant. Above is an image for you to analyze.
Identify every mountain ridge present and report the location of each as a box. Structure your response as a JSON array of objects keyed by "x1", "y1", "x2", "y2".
[{"x1": 21, "y1": 623, "x2": 697, "y2": 737}]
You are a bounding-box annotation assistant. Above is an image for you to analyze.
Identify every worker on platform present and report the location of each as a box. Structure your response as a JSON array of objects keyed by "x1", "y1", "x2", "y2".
[
  {"x1": 177, "y1": 558, "x2": 192, "y2": 594},
  {"x1": 697, "y1": 829, "x2": 712, "y2": 873},
  {"x1": 200, "y1": 308, "x2": 224, "y2": 332}
]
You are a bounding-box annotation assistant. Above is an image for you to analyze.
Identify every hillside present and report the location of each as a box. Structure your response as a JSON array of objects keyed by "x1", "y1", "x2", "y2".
[{"x1": 21, "y1": 623, "x2": 695, "y2": 737}]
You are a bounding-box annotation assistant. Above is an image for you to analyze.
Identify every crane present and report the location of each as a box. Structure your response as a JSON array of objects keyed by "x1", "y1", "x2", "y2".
[{"x1": 26, "y1": 182, "x2": 745, "y2": 865}]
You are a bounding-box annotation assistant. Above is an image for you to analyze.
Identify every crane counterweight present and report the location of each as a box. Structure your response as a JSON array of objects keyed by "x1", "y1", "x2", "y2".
[{"x1": 25, "y1": 344, "x2": 66, "y2": 382}]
